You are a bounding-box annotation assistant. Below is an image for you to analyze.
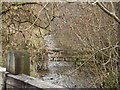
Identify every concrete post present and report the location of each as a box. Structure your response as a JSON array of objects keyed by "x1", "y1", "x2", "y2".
[
  {"x1": 6, "y1": 50, "x2": 30, "y2": 75},
  {"x1": 0, "y1": 67, "x2": 6, "y2": 90}
]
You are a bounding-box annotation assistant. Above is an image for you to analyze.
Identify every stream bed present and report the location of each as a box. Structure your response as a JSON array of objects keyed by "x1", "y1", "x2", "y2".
[
  {"x1": 31, "y1": 60, "x2": 94, "y2": 88},
  {"x1": 31, "y1": 34, "x2": 94, "y2": 88}
]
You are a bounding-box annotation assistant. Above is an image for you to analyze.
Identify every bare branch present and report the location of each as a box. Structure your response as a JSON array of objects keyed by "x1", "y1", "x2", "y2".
[
  {"x1": 110, "y1": 1, "x2": 115, "y2": 15},
  {"x1": 67, "y1": 45, "x2": 119, "y2": 76},
  {"x1": 96, "y1": 2, "x2": 120, "y2": 24},
  {"x1": 9, "y1": 2, "x2": 48, "y2": 32},
  {"x1": 1, "y1": 2, "x2": 38, "y2": 15}
]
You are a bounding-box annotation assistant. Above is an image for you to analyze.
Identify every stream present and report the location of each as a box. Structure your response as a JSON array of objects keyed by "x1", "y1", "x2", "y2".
[{"x1": 31, "y1": 34, "x2": 94, "y2": 88}]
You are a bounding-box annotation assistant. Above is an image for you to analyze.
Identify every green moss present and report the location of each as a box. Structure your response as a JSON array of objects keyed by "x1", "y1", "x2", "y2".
[
  {"x1": 30, "y1": 68, "x2": 33, "y2": 71},
  {"x1": 36, "y1": 60, "x2": 41, "y2": 65},
  {"x1": 76, "y1": 62, "x2": 80, "y2": 66},
  {"x1": 72, "y1": 55, "x2": 81, "y2": 61},
  {"x1": 75, "y1": 60, "x2": 85, "y2": 67},
  {"x1": 30, "y1": 74, "x2": 37, "y2": 78},
  {"x1": 83, "y1": 54, "x2": 91, "y2": 59},
  {"x1": 72, "y1": 55, "x2": 80, "y2": 58},
  {"x1": 72, "y1": 55, "x2": 87, "y2": 67},
  {"x1": 42, "y1": 29, "x2": 49, "y2": 35},
  {"x1": 0, "y1": 61, "x2": 5, "y2": 67}
]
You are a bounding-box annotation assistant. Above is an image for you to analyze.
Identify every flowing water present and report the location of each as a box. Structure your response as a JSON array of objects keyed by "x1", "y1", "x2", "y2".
[{"x1": 31, "y1": 34, "x2": 94, "y2": 88}]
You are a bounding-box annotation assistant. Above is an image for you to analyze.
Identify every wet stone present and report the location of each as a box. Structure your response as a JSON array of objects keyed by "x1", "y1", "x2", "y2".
[
  {"x1": 50, "y1": 77, "x2": 54, "y2": 80},
  {"x1": 42, "y1": 77, "x2": 54, "y2": 81}
]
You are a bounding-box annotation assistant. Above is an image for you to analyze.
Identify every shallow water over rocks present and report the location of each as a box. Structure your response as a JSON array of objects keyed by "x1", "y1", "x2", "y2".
[
  {"x1": 31, "y1": 60, "x2": 94, "y2": 88},
  {"x1": 31, "y1": 34, "x2": 94, "y2": 88}
]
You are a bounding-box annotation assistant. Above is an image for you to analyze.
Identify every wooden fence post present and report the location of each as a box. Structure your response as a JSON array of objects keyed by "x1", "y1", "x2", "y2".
[{"x1": 6, "y1": 50, "x2": 30, "y2": 75}]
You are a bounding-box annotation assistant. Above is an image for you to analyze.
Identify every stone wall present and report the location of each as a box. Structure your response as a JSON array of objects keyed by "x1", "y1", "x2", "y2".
[
  {"x1": 6, "y1": 73, "x2": 64, "y2": 89},
  {"x1": 0, "y1": 50, "x2": 65, "y2": 89},
  {"x1": 0, "y1": 68, "x2": 65, "y2": 89},
  {"x1": 0, "y1": 67, "x2": 6, "y2": 90}
]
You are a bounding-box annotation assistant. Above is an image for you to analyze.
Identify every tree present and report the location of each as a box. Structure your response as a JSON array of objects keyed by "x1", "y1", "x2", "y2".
[
  {"x1": 1, "y1": 2, "x2": 53, "y2": 70},
  {"x1": 96, "y1": 1, "x2": 120, "y2": 87},
  {"x1": 116, "y1": 2, "x2": 120, "y2": 87},
  {"x1": 1, "y1": 1, "x2": 120, "y2": 88}
]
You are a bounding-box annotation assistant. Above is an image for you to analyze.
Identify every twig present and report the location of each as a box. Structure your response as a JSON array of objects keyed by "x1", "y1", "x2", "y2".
[
  {"x1": 67, "y1": 45, "x2": 118, "y2": 76},
  {"x1": 9, "y1": 2, "x2": 48, "y2": 32},
  {"x1": 96, "y1": 2, "x2": 120, "y2": 24},
  {"x1": 110, "y1": 1, "x2": 115, "y2": 15}
]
